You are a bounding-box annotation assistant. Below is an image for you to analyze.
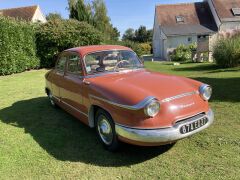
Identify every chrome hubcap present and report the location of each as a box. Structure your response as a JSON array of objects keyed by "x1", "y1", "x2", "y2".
[{"x1": 97, "y1": 115, "x2": 113, "y2": 145}]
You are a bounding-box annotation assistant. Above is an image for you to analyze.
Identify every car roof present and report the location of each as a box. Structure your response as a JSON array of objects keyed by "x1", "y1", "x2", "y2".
[{"x1": 65, "y1": 45, "x2": 132, "y2": 57}]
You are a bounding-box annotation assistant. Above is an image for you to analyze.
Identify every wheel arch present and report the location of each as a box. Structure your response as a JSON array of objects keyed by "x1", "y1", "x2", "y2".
[{"x1": 88, "y1": 104, "x2": 114, "y2": 128}]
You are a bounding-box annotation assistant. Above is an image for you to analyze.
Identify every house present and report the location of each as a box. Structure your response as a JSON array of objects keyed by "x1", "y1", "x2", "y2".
[
  {"x1": 207, "y1": 0, "x2": 240, "y2": 31},
  {"x1": 0, "y1": 5, "x2": 46, "y2": 23},
  {"x1": 153, "y1": 0, "x2": 240, "y2": 61}
]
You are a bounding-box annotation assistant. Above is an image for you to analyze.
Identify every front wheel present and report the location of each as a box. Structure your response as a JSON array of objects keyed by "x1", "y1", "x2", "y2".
[{"x1": 95, "y1": 109, "x2": 119, "y2": 151}]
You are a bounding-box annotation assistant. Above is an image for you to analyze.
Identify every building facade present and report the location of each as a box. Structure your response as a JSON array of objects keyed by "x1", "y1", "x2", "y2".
[
  {"x1": 153, "y1": 0, "x2": 240, "y2": 61},
  {"x1": 0, "y1": 5, "x2": 46, "y2": 23}
]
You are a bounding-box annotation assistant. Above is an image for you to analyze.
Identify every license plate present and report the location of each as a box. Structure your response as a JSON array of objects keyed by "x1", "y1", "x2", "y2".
[{"x1": 180, "y1": 117, "x2": 208, "y2": 134}]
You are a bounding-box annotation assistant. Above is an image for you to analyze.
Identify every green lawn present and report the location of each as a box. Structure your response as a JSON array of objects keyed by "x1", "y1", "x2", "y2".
[{"x1": 0, "y1": 62, "x2": 239, "y2": 179}]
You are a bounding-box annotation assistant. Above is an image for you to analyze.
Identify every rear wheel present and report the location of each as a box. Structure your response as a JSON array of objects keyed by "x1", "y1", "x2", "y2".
[{"x1": 95, "y1": 109, "x2": 119, "y2": 151}]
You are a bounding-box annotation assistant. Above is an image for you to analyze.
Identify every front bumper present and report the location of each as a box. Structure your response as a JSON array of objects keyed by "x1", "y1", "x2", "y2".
[{"x1": 115, "y1": 109, "x2": 214, "y2": 144}]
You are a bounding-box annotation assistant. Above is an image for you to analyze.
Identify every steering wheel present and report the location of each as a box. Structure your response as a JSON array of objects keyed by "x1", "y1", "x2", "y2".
[{"x1": 114, "y1": 60, "x2": 130, "y2": 71}]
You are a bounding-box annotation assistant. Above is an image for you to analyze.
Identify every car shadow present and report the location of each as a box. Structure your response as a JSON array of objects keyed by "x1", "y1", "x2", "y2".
[{"x1": 0, "y1": 97, "x2": 174, "y2": 167}]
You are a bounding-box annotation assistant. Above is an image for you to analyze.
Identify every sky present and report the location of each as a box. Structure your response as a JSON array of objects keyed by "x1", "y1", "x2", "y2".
[{"x1": 0, "y1": 0, "x2": 201, "y2": 36}]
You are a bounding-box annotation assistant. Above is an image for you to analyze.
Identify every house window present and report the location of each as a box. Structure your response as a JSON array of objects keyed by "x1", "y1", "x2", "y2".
[
  {"x1": 232, "y1": 8, "x2": 240, "y2": 16},
  {"x1": 188, "y1": 37, "x2": 192, "y2": 42},
  {"x1": 176, "y1": 16, "x2": 184, "y2": 23}
]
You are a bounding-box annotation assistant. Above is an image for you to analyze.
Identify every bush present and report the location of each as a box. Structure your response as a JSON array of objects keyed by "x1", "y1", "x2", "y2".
[
  {"x1": 170, "y1": 44, "x2": 196, "y2": 62},
  {"x1": 0, "y1": 17, "x2": 40, "y2": 75},
  {"x1": 116, "y1": 41, "x2": 151, "y2": 56},
  {"x1": 213, "y1": 37, "x2": 240, "y2": 68},
  {"x1": 135, "y1": 43, "x2": 151, "y2": 56},
  {"x1": 36, "y1": 19, "x2": 103, "y2": 68}
]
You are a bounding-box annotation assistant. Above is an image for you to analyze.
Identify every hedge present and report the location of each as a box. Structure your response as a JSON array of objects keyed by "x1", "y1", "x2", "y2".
[
  {"x1": 36, "y1": 19, "x2": 103, "y2": 68},
  {"x1": 0, "y1": 17, "x2": 40, "y2": 75},
  {"x1": 213, "y1": 36, "x2": 240, "y2": 68}
]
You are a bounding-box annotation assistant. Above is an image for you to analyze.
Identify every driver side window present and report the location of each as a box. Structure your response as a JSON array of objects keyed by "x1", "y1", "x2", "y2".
[
  {"x1": 66, "y1": 54, "x2": 83, "y2": 75},
  {"x1": 56, "y1": 55, "x2": 67, "y2": 72}
]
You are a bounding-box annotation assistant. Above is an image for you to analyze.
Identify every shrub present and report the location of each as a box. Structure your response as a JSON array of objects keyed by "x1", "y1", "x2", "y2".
[
  {"x1": 213, "y1": 37, "x2": 240, "y2": 68},
  {"x1": 116, "y1": 41, "x2": 151, "y2": 56},
  {"x1": 134, "y1": 43, "x2": 151, "y2": 56},
  {"x1": 36, "y1": 19, "x2": 103, "y2": 68},
  {"x1": 0, "y1": 17, "x2": 40, "y2": 75},
  {"x1": 170, "y1": 44, "x2": 196, "y2": 62}
]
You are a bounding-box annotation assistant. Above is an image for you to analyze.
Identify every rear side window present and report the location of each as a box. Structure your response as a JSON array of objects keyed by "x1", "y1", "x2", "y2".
[
  {"x1": 66, "y1": 54, "x2": 83, "y2": 75},
  {"x1": 56, "y1": 55, "x2": 67, "y2": 72}
]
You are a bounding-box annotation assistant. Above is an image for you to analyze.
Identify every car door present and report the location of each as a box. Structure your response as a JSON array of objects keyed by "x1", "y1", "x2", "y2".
[
  {"x1": 60, "y1": 52, "x2": 89, "y2": 124},
  {"x1": 50, "y1": 53, "x2": 67, "y2": 100}
]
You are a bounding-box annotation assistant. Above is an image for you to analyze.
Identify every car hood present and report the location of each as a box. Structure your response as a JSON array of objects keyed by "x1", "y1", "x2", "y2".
[{"x1": 87, "y1": 69, "x2": 201, "y2": 105}]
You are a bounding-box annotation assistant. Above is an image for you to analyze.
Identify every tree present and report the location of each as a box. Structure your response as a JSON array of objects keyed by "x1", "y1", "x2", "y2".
[
  {"x1": 122, "y1": 28, "x2": 135, "y2": 41},
  {"x1": 68, "y1": 0, "x2": 78, "y2": 19},
  {"x1": 122, "y1": 26, "x2": 153, "y2": 43},
  {"x1": 135, "y1": 26, "x2": 148, "y2": 43},
  {"x1": 111, "y1": 27, "x2": 120, "y2": 41},
  {"x1": 68, "y1": 0, "x2": 92, "y2": 24},
  {"x1": 92, "y1": 0, "x2": 109, "y2": 32},
  {"x1": 68, "y1": 0, "x2": 119, "y2": 42},
  {"x1": 46, "y1": 13, "x2": 63, "y2": 21}
]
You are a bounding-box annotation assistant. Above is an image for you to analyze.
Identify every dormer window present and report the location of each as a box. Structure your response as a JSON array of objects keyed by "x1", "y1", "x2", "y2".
[
  {"x1": 176, "y1": 16, "x2": 184, "y2": 23},
  {"x1": 232, "y1": 8, "x2": 240, "y2": 16}
]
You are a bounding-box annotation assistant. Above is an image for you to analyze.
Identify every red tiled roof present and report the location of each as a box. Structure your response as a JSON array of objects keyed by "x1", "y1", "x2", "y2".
[
  {"x1": 155, "y1": 2, "x2": 217, "y2": 35},
  {"x1": 156, "y1": 2, "x2": 215, "y2": 26},
  {"x1": 0, "y1": 5, "x2": 38, "y2": 21},
  {"x1": 212, "y1": 0, "x2": 240, "y2": 21}
]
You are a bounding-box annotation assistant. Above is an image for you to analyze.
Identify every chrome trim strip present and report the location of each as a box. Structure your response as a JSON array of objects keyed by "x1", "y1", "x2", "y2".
[
  {"x1": 52, "y1": 95, "x2": 88, "y2": 117},
  {"x1": 52, "y1": 95, "x2": 60, "y2": 102},
  {"x1": 89, "y1": 91, "x2": 198, "y2": 110},
  {"x1": 89, "y1": 95, "x2": 156, "y2": 110},
  {"x1": 161, "y1": 91, "x2": 198, "y2": 103},
  {"x1": 115, "y1": 109, "x2": 214, "y2": 143}
]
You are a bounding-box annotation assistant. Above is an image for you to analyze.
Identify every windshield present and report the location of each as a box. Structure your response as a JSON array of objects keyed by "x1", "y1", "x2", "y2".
[{"x1": 84, "y1": 50, "x2": 143, "y2": 75}]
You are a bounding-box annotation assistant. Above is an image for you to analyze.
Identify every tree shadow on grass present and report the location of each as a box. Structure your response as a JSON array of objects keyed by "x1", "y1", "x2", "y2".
[
  {"x1": 174, "y1": 63, "x2": 240, "y2": 74},
  {"x1": 193, "y1": 77, "x2": 240, "y2": 103},
  {"x1": 0, "y1": 97, "x2": 173, "y2": 167},
  {"x1": 174, "y1": 64, "x2": 220, "y2": 72}
]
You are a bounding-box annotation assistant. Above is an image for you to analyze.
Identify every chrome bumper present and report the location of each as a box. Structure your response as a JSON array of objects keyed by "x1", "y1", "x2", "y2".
[{"x1": 115, "y1": 109, "x2": 214, "y2": 143}]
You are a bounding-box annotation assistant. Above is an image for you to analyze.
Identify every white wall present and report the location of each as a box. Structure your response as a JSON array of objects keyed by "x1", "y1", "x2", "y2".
[
  {"x1": 153, "y1": 9, "x2": 161, "y2": 58},
  {"x1": 220, "y1": 22, "x2": 240, "y2": 31},
  {"x1": 163, "y1": 35, "x2": 197, "y2": 60},
  {"x1": 32, "y1": 6, "x2": 47, "y2": 23},
  {"x1": 167, "y1": 35, "x2": 197, "y2": 49}
]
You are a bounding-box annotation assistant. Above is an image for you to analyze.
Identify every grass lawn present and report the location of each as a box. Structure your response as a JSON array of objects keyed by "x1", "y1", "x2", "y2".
[{"x1": 0, "y1": 62, "x2": 239, "y2": 179}]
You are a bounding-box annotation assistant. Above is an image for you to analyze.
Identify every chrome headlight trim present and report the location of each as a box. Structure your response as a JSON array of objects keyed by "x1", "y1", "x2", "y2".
[
  {"x1": 144, "y1": 99, "x2": 160, "y2": 117},
  {"x1": 199, "y1": 84, "x2": 212, "y2": 101}
]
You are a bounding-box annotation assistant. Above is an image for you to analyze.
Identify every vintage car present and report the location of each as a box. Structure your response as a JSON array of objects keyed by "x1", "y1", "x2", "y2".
[{"x1": 45, "y1": 45, "x2": 214, "y2": 151}]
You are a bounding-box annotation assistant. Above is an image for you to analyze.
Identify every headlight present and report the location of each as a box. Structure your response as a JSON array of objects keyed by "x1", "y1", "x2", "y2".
[
  {"x1": 144, "y1": 100, "x2": 160, "y2": 117},
  {"x1": 199, "y1": 84, "x2": 212, "y2": 101}
]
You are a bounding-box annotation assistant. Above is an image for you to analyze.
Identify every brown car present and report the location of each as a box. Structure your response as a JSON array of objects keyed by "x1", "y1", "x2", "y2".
[{"x1": 45, "y1": 45, "x2": 214, "y2": 151}]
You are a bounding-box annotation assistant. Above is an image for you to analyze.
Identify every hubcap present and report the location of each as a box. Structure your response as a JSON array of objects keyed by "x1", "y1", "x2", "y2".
[{"x1": 97, "y1": 115, "x2": 113, "y2": 145}]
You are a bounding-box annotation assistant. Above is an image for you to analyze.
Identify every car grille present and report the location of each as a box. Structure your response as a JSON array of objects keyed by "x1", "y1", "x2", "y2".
[{"x1": 175, "y1": 112, "x2": 206, "y2": 125}]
